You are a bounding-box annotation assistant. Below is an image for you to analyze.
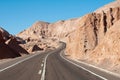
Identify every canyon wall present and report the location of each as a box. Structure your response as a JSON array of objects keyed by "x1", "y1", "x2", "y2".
[
  {"x1": 88, "y1": 20, "x2": 120, "y2": 72},
  {"x1": 66, "y1": 6, "x2": 120, "y2": 59}
]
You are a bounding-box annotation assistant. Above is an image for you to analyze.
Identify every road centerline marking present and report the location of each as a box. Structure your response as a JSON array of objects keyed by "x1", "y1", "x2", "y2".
[
  {"x1": 40, "y1": 53, "x2": 52, "y2": 80},
  {"x1": 38, "y1": 70, "x2": 42, "y2": 75}
]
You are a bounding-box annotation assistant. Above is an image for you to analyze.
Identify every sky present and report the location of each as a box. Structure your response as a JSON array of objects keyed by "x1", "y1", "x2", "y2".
[{"x1": 0, "y1": 0, "x2": 114, "y2": 35}]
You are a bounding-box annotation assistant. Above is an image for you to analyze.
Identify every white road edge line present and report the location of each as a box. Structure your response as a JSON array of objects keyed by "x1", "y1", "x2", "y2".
[
  {"x1": 74, "y1": 59, "x2": 120, "y2": 78},
  {"x1": 41, "y1": 53, "x2": 52, "y2": 80},
  {"x1": 0, "y1": 53, "x2": 40, "y2": 72},
  {"x1": 60, "y1": 52, "x2": 108, "y2": 80}
]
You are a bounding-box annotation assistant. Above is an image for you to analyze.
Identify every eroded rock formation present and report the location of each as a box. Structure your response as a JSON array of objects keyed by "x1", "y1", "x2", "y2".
[{"x1": 0, "y1": 28, "x2": 21, "y2": 59}]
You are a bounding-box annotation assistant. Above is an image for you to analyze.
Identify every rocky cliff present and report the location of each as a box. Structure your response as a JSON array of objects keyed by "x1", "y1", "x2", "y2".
[
  {"x1": 88, "y1": 20, "x2": 120, "y2": 73},
  {"x1": 65, "y1": 0, "x2": 120, "y2": 73},
  {"x1": 66, "y1": 6, "x2": 120, "y2": 59}
]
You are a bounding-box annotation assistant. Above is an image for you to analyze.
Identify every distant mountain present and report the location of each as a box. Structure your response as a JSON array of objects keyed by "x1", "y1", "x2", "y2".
[
  {"x1": 17, "y1": 21, "x2": 59, "y2": 53},
  {"x1": 17, "y1": 21, "x2": 49, "y2": 40}
]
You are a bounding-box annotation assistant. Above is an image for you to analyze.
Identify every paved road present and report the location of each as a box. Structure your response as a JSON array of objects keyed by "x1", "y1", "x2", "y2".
[{"x1": 0, "y1": 42, "x2": 120, "y2": 80}]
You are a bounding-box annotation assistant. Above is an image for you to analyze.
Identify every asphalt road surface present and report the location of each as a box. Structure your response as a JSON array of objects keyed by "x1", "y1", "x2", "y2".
[{"x1": 0, "y1": 42, "x2": 120, "y2": 80}]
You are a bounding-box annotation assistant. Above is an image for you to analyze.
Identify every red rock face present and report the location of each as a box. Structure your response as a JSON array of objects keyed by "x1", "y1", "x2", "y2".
[
  {"x1": 0, "y1": 28, "x2": 29, "y2": 59},
  {"x1": 28, "y1": 45, "x2": 44, "y2": 52},
  {"x1": 0, "y1": 32, "x2": 21, "y2": 59},
  {"x1": 0, "y1": 31, "x2": 4, "y2": 43},
  {"x1": 5, "y1": 37, "x2": 29, "y2": 55},
  {"x1": 0, "y1": 42, "x2": 21, "y2": 59},
  {"x1": 0, "y1": 27, "x2": 10, "y2": 42}
]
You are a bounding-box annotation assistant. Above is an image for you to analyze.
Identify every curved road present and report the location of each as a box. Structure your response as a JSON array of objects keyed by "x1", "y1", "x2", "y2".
[{"x1": 0, "y1": 42, "x2": 119, "y2": 80}]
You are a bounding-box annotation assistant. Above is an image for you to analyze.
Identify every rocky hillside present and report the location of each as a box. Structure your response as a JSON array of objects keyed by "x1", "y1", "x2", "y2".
[
  {"x1": 17, "y1": 18, "x2": 82, "y2": 41},
  {"x1": 65, "y1": 0, "x2": 120, "y2": 73},
  {"x1": 17, "y1": 21, "x2": 49, "y2": 40},
  {"x1": 66, "y1": 6, "x2": 120, "y2": 59},
  {"x1": 17, "y1": 0, "x2": 120, "y2": 73},
  {"x1": 17, "y1": 21, "x2": 59, "y2": 53},
  {"x1": 48, "y1": 18, "x2": 82, "y2": 40},
  {"x1": 17, "y1": 0, "x2": 120, "y2": 59},
  {"x1": 88, "y1": 20, "x2": 120, "y2": 73}
]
